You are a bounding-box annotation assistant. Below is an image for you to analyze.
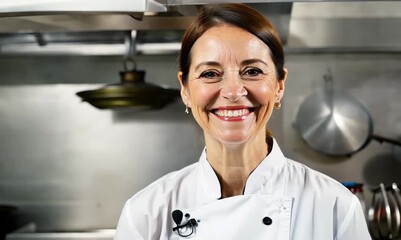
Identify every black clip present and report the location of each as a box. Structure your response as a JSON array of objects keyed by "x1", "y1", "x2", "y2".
[{"x1": 171, "y1": 209, "x2": 199, "y2": 237}]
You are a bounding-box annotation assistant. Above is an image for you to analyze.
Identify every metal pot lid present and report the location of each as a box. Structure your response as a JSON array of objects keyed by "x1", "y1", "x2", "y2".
[
  {"x1": 76, "y1": 69, "x2": 180, "y2": 110},
  {"x1": 295, "y1": 88, "x2": 373, "y2": 156}
]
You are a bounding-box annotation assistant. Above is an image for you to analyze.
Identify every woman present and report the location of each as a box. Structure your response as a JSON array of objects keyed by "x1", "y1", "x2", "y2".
[{"x1": 115, "y1": 4, "x2": 371, "y2": 239}]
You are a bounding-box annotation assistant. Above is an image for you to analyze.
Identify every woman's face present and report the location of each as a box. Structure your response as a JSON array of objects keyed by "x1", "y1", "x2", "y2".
[{"x1": 178, "y1": 25, "x2": 286, "y2": 145}]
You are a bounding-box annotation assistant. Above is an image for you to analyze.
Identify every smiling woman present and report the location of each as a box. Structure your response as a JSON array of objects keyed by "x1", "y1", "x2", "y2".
[
  {"x1": 114, "y1": 4, "x2": 371, "y2": 240},
  {"x1": 179, "y1": 24, "x2": 284, "y2": 148}
]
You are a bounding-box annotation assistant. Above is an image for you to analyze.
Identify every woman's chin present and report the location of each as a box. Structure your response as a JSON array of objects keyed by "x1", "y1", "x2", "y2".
[{"x1": 214, "y1": 132, "x2": 253, "y2": 146}]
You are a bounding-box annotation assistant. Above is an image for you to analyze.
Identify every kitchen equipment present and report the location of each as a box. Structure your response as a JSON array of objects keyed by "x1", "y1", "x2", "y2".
[
  {"x1": 368, "y1": 183, "x2": 401, "y2": 239},
  {"x1": 76, "y1": 59, "x2": 179, "y2": 109},
  {"x1": 0, "y1": 0, "x2": 165, "y2": 16},
  {"x1": 295, "y1": 70, "x2": 401, "y2": 156},
  {"x1": 6, "y1": 223, "x2": 115, "y2": 240},
  {"x1": 76, "y1": 32, "x2": 180, "y2": 110}
]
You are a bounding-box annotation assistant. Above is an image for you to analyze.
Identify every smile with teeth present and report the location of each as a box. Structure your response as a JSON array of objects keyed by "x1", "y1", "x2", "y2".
[
  {"x1": 211, "y1": 107, "x2": 255, "y2": 121},
  {"x1": 214, "y1": 109, "x2": 249, "y2": 118}
]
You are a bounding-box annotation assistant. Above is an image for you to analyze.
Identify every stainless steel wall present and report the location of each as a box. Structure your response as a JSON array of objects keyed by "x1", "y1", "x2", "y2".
[
  {"x1": 0, "y1": 55, "x2": 205, "y2": 231},
  {"x1": 289, "y1": 2, "x2": 401, "y2": 49},
  {"x1": 0, "y1": 85, "x2": 203, "y2": 231}
]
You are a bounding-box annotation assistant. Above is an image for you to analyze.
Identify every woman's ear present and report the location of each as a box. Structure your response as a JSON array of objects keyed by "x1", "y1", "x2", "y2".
[
  {"x1": 177, "y1": 71, "x2": 191, "y2": 108},
  {"x1": 276, "y1": 68, "x2": 288, "y2": 100}
]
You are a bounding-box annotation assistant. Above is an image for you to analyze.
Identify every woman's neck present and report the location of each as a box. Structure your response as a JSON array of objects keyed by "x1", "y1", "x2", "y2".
[{"x1": 204, "y1": 131, "x2": 269, "y2": 198}]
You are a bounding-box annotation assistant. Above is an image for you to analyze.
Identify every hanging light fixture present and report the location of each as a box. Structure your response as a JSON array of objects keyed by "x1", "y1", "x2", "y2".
[{"x1": 76, "y1": 31, "x2": 180, "y2": 110}]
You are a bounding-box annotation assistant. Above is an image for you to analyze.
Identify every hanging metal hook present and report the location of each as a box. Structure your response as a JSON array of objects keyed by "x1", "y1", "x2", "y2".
[
  {"x1": 323, "y1": 68, "x2": 334, "y2": 111},
  {"x1": 123, "y1": 58, "x2": 137, "y2": 71},
  {"x1": 123, "y1": 30, "x2": 137, "y2": 71}
]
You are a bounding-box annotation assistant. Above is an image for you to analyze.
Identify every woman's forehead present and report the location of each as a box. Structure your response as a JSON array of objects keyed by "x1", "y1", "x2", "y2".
[{"x1": 190, "y1": 25, "x2": 272, "y2": 66}]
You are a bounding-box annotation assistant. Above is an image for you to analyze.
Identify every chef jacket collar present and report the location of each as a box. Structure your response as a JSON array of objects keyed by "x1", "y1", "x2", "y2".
[{"x1": 195, "y1": 137, "x2": 287, "y2": 206}]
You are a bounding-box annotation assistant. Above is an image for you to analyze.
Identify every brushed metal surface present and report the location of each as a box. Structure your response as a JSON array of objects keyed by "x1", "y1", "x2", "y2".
[
  {"x1": 7, "y1": 231, "x2": 114, "y2": 240},
  {"x1": 6, "y1": 223, "x2": 115, "y2": 239},
  {"x1": 0, "y1": 0, "x2": 165, "y2": 15},
  {"x1": 0, "y1": 84, "x2": 203, "y2": 231}
]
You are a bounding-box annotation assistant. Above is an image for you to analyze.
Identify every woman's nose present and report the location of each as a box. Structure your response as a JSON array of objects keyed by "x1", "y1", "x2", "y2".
[{"x1": 220, "y1": 75, "x2": 247, "y2": 102}]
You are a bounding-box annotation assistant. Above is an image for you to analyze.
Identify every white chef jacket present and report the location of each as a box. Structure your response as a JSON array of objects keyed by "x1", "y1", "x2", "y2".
[{"x1": 115, "y1": 139, "x2": 371, "y2": 240}]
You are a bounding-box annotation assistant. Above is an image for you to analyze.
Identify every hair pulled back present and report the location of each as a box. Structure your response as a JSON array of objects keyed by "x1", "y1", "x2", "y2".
[{"x1": 179, "y1": 4, "x2": 285, "y2": 84}]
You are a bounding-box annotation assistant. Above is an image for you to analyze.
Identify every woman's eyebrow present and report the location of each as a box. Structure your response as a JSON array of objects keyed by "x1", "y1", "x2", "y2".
[
  {"x1": 241, "y1": 59, "x2": 268, "y2": 66},
  {"x1": 194, "y1": 61, "x2": 221, "y2": 71},
  {"x1": 194, "y1": 59, "x2": 267, "y2": 71}
]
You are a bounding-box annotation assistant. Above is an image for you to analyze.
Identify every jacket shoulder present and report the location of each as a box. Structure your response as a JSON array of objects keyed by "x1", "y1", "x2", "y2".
[
  {"x1": 285, "y1": 158, "x2": 352, "y2": 198},
  {"x1": 115, "y1": 163, "x2": 198, "y2": 239}
]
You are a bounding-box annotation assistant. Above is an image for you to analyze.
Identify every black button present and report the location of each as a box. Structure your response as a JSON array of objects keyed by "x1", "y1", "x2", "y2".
[{"x1": 263, "y1": 216, "x2": 272, "y2": 225}]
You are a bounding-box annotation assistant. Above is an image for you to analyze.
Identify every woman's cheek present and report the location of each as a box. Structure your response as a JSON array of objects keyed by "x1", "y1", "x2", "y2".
[
  {"x1": 250, "y1": 84, "x2": 272, "y2": 105},
  {"x1": 190, "y1": 84, "x2": 218, "y2": 109}
]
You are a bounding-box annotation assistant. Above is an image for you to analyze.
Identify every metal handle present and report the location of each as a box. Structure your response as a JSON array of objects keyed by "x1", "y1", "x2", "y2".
[
  {"x1": 372, "y1": 134, "x2": 401, "y2": 147},
  {"x1": 122, "y1": 30, "x2": 138, "y2": 71},
  {"x1": 390, "y1": 183, "x2": 401, "y2": 238},
  {"x1": 123, "y1": 58, "x2": 137, "y2": 71},
  {"x1": 380, "y1": 183, "x2": 393, "y2": 238},
  {"x1": 368, "y1": 189, "x2": 381, "y2": 239},
  {"x1": 392, "y1": 183, "x2": 401, "y2": 208}
]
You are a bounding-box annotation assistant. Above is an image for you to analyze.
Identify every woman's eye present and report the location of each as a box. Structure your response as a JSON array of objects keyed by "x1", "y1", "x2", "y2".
[
  {"x1": 200, "y1": 71, "x2": 220, "y2": 79},
  {"x1": 243, "y1": 68, "x2": 263, "y2": 77}
]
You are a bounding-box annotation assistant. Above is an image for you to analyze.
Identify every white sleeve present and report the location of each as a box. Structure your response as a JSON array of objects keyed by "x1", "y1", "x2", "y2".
[
  {"x1": 114, "y1": 201, "x2": 146, "y2": 240},
  {"x1": 335, "y1": 195, "x2": 372, "y2": 240}
]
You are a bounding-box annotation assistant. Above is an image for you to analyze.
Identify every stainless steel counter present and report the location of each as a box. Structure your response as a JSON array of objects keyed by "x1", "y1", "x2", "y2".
[
  {"x1": 6, "y1": 224, "x2": 115, "y2": 240},
  {"x1": 7, "y1": 232, "x2": 115, "y2": 240}
]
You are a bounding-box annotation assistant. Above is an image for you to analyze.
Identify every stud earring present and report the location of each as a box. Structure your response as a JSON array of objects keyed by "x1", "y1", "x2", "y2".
[
  {"x1": 274, "y1": 101, "x2": 281, "y2": 109},
  {"x1": 185, "y1": 105, "x2": 189, "y2": 114}
]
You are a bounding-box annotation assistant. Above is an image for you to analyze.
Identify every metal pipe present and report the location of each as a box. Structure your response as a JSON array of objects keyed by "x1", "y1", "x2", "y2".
[
  {"x1": 3, "y1": 43, "x2": 401, "y2": 56},
  {"x1": 0, "y1": 42, "x2": 182, "y2": 56}
]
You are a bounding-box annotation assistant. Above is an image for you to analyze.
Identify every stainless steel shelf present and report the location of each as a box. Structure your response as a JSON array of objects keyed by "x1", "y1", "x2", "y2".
[
  {"x1": 6, "y1": 231, "x2": 115, "y2": 240},
  {"x1": 6, "y1": 224, "x2": 115, "y2": 240}
]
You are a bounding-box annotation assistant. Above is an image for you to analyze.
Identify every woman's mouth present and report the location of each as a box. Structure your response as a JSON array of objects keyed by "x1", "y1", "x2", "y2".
[{"x1": 211, "y1": 107, "x2": 255, "y2": 121}]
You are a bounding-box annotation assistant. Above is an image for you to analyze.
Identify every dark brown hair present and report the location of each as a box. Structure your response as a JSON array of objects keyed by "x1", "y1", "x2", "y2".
[{"x1": 179, "y1": 3, "x2": 285, "y2": 84}]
